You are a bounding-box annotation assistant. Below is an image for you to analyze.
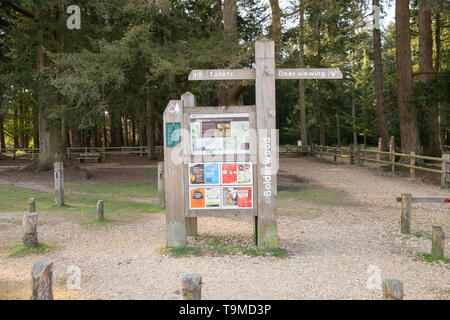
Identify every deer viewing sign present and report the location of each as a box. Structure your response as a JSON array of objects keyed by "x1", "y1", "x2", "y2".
[{"x1": 163, "y1": 39, "x2": 343, "y2": 250}]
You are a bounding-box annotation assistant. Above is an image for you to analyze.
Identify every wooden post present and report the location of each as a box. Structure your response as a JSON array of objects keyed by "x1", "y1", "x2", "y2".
[
  {"x1": 382, "y1": 279, "x2": 403, "y2": 300},
  {"x1": 442, "y1": 154, "x2": 450, "y2": 188},
  {"x1": 23, "y1": 212, "x2": 38, "y2": 248},
  {"x1": 389, "y1": 136, "x2": 395, "y2": 173},
  {"x1": 349, "y1": 144, "x2": 354, "y2": 165},
  {"x1": 181, "y1": 274, "x2": 202, "y2": 300},
  {"x1": 54, "y1": 162, "x2": 64, "y2": 206},
  {"x1": 255, "y1": 39, "x2": 278, "y2": 250},
  {"x1": 401, "y1": 193, "x2": 411, "y2": 234},
  {"x1": 410, "y1": 151, "x2": 415, "y2": 178},
  {"x1": 97, "y1": 200, "x2": 104, "y2": 220},
  {"x1": 157, "y1": 162, "x2": 165, "y2": 208},
  {"x1": 163, "y1": 100, "x2": 186, "y2": 247},
  {"x1": 181, "y1": 92, "x2": 197, "y2": 237},
  {"x1": 28, "y1": 197, "x2": 36, "y2": 213},
  {"x1": 377, "y1": 137, "x2": 382, "y2": 168},
  {"x1": 31, "y1": 261, "x2": 53, "y2": 300},
  {"x1": 431, "y1": 226, "x2": 445, "y2": 259}
]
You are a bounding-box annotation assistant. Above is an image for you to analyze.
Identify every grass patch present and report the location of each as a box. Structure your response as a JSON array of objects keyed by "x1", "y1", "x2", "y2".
[
  {"x1": 8, "y1": 242, "x2": 53, "y2": 258},
  {"x1": 278, "y1": 183, "x2": 343, "y2": 206},
  {"x1": 158, "y1": 238, "x2": 288, "y2": 258},
  {"x1": 143, "y1": 168, "x2": 158, "y2": 176},
  {"x1": 0, "y1": 184, "x2": 163, "y2": 219},
  {"x1": 415, "y1": 253, "x2": 450, "y2": 265},
  {"x1": 412, "y1": 231, "x2": 432, "y2": 240}
]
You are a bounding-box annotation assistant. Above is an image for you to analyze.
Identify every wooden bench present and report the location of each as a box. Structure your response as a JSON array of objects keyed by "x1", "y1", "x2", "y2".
[{"x1": 78, "y1": 152, "x2": 101, "y2": 163}]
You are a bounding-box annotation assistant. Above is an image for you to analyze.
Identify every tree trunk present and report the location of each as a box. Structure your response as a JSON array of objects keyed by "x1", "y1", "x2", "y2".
[
  {"x1": 124, "y1": 119, "x2": 129, "y2": 147},
  {"x1": 109, "y1": 111, "x2": 122, "y2": 147},
  {"x1": 435, "y1": 13, "x2": 444, "y2": 150},
  {"x1": 396, "y1": 0, "x2": 421, "y2": 155},
  {"x1": 352, "y1": 90, "x2": 357, "y2": 145},
  {"x1": 0, "y1": 115, "x2": 5, "y2": 152},
  {"x1": 132, "y1": 120, "x2": 136, "y2": 147},
  {"x1": 71, "y1": 128, "x2": 81, "y2": 148},
  {"x1": 299, "y1": 2, "x2": 308, "y2": 147},
  {"x1": 14, "y1": 105, "x2": 19, "y2": 149},
  {"x1": 269, "y1": 0, "x2": 282, "y2": 51},
  {"x1": 146, "y1": 91, "x2": 156, "y2": 160},
  {"x1": 336, "y1": 109, "x2": 341, "y2": 147},
  {"x1": 373, "y1": 0, "x2": 389, "y2": 151},
  {"x1": 319, "y1": 112, "x2": 325, "y2": 146}
]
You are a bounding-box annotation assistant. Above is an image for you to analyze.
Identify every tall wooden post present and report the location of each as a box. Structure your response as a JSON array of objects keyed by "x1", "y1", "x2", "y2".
[
  {"x1": 255, "y1": 39, "x2": 278, "y2": 250},
  {"x1": 401, "y1": 193, "x2": 411, "y2": 234},
  {"x1": 431, "y1": 226, "x2": 445, "y2": 259},
  {"x1": 163, "y1": 100, "x2": 186, "y2": 247},
  {"x1": 157, "y1": 162, "x2": 165, "y2": 208},
  {"x1": 31, "y1": 261, "x2": 53, "y2": 300},
  {"x1": 181, "y1": 92, "x2": 197, "y2": 237},
  {"x1": 54, "y1": 162, "x2": 64, "y2": 206},
  {"x1": 97, "y1": 200, "x2": 104, "y2": 220},
  {"x1": 410, "y1": 151, "x2": 415, "y2": 178},
  {"x1": 23, "y1": 212, "x2": 38, "y2": 248}
]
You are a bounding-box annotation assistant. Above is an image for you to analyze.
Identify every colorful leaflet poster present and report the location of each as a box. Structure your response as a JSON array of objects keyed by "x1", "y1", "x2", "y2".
[
  {"x1": 190, "y1": 188, "x2": 205, "y2": 209},
  {"x1": 189, "y1": 164, "x2": 204, "y2": 184},
  {"x1": 237, "y1": 163, "x2": 252, "y2": 184},
  {"x1": 222, "y1": 163, "x2": 237, "y2": 184},
  {"x1": 205, "y1": 187, "x2": 220, "y2": 208},
  {"x1": 237, "y1": 187, "x2": 252, "y2": 208},
  {"x1": 222, "y1": 187, "x2": 253, "y2": 209},
  {"x1": 204, "y1": 163, "x2": 220, "y2": 184}
]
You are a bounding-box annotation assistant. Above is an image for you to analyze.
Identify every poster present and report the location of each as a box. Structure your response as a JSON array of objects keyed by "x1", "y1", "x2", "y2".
[
  {"x1": 190, "y1": 113, "x2": 250, "y2": 155},
  {"x1": 222, "y1": 163, "x2": 237, "y2": 184},
  {"x1": 189, "y1": 164, "x2": 205, "y2": 184},
  {"x1": 204, "y1": 163, "x2": 220, "y2": 184},
  {"x1": 166, "y1": 122, "x2": 181, "y2": 148},
  {"x1": 237, "y1": 163, "x2": 252, "y2": 184},
  {"x1": 190, "y1": 188, "x2": 205, "y2": 209},
  {"x1": 222, "y1": 187, "x2": 253, "y2": 209},
  {"x1": 205, "y1": 187, "x2": 221, "y2": 208},
  {"x1": 190, "y1": 187, "x2": 221, "y2": 209}
]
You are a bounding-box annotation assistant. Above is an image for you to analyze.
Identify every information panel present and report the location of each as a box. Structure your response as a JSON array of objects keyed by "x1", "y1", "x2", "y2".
[
  {"x1": 190, "y1": 113, "x2": 250, "y2": 155},
  {"x1": 188, "y1": 162, "x2": 253, "y2": 210}
]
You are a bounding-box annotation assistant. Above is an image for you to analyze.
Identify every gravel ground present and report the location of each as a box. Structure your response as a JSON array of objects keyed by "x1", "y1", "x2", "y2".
[{"x1": 1, "y1": 157, "x2": 449, "y2": 300}]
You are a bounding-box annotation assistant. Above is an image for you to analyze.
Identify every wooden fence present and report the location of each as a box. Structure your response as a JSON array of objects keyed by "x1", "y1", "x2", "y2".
[
  {"x1": 0, "y1": 146, "x2": 163, "y2": 160},
  {"x1": 280, "y1": 142, "x2": 450, "y2": 188}
]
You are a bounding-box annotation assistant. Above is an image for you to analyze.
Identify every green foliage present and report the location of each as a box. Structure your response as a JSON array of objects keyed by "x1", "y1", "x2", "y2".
[
  {"x1": 415, "y1": 253, "x2": 450, "y2": 265},
  {"x1": 8, "y1": 242, "x2": 53, "y2": 258}
]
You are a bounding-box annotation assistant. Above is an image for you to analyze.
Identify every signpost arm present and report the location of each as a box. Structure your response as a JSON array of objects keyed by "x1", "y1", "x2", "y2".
[
  {"x1": 181, "y1": 92, "x2": 198, "y2": 237},
  {"x1": 255, "y1": 39, "x2": 278, "y2": 250},
  {"x1": 163, "y1": 100, "x2": 186, "y2": 247}
]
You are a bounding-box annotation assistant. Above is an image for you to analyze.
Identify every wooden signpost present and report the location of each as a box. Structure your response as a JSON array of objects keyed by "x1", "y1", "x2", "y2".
[{"x1": 164, "y1": 39, "x2": 343, "y2": 250}]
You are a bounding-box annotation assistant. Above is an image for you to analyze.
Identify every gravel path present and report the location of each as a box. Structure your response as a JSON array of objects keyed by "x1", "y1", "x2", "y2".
[{"x1": 1, "y1": 157, "x2": 449, "y2": 299}]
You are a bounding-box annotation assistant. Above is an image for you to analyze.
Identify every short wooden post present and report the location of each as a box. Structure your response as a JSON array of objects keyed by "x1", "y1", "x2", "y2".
[
  {"x1": 442, "y1": 154, "x2": 450, "y2": 188},
  {"x1": 31, "y1": 261, "x2": 53, "y2": 300},
  {"x1": 97, "y1": 200, "x2": 104, "y2": 220},
  {"x1": 54, "y1": 162, "x2": 64, "y2": 206},
  {"x1": 333, "y1": 148, "x2": 337, "y2": 162},
  {"x1": 181, "y1": 274, "x2": 202, "y2": 300},
  {"x1": 431, "y1": 226, "x2": 445, "y2": 259},
  {"x1": 28, "y1": 197, "x2": 36, "y2": 213},
  {"x1": 409, "y1": 151, "x2": 415, "y2": 178},
  {"x1": 157, "y1": 162, "x2": 165, "y2": 208},
  {"x1": 389, "y1": 136, "x2": 395, "y2": 173},
  {"x1": 23, "y1": 212, "x2": 38, "y2": 248},
  {"x1": 382, "y1": 279, "x2": 403, "y2": 300},
  {"x1": 376, "y1": 137, "x2": 382, "y2": 166},
  {"x1": 400, "y1": 193, "x2": 412, "y2": 234},
  {"x1": 349, "y1": 144, "x2": 354, "y2": 165}
]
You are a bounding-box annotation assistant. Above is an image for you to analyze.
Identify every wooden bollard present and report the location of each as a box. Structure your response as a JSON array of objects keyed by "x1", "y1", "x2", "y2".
[
  {"x1": 376, "y1": 137, "x2": 382, "y2": 167},
  {"x1": 158, "y1": 162, "x2": 165, "y2": 208},
  {"x1": 28, "y1": 197, "x2": 36, "y2": 213},
  {"x1": 23, "y1": 212, "x2": 38, "y2": 248},
  {"x1": 400, "y1": 193, "x2": 411, "y2": 234},
  {"x1": 431, "y1": 226, "x2": 445, "y2": 259},
  {"x1": 31, "y1": 261, "x2": 53, "y2": 300},
  {"x1": 389, "y1": 136, "x2": 395, "y2": 173},
  {"x1": 410, "y1": 151, "x2": 415, "y2": 178},
  {"x1": 382, "y1": 279, "x2": 403, "y2": 300},
  {"x1": 181, "y1": 273, "x2": 202, "y2": 300},
  {"x1": 54, "y1": 162, "x2": 64, "y2": 206},
  {"x1": 97, "y1": 200, "x2": 104, "y2": 220}
]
